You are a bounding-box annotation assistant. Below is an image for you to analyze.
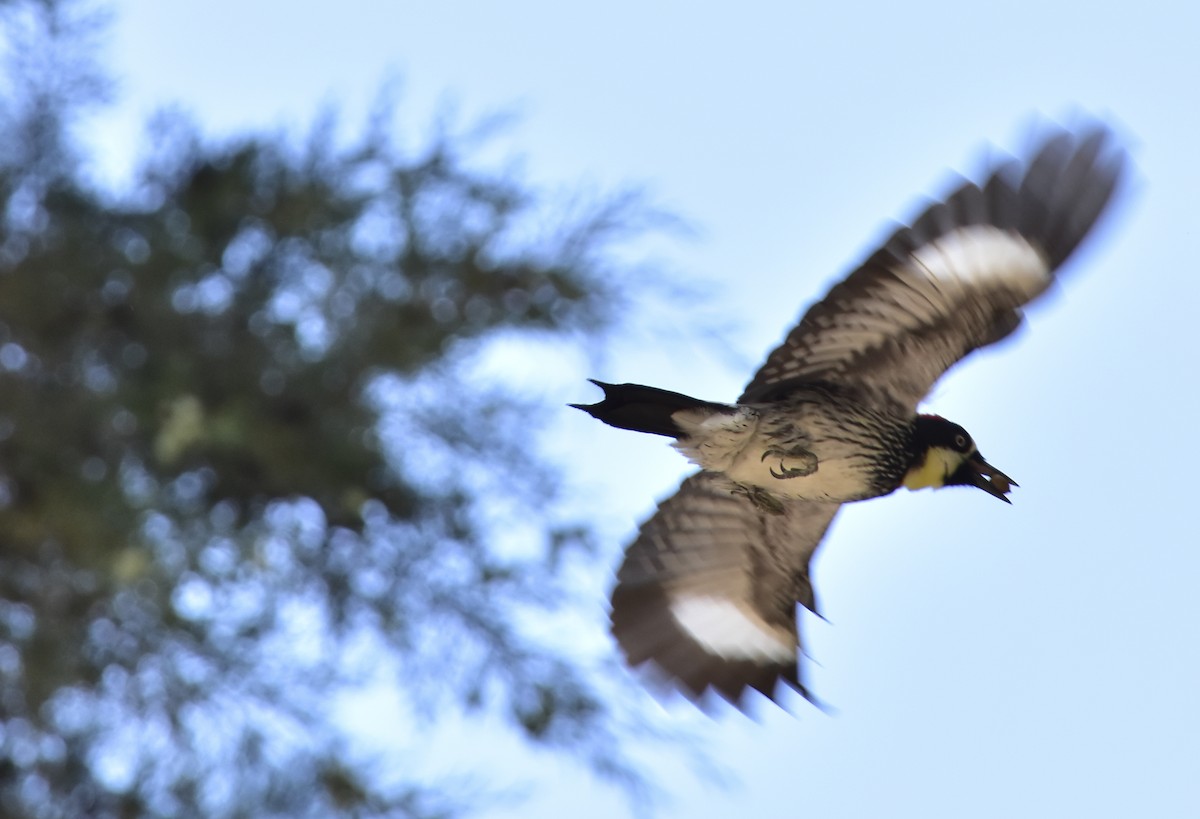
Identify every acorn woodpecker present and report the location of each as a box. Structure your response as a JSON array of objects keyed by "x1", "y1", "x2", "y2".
[{"x1": 572, "y1": 123, "x2": 1126, "y2": 708}]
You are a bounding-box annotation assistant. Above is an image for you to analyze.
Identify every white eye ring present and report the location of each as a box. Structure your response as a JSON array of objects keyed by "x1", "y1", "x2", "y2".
[{"x1": 954, "y1": 434, "x2": 968, "y2": 449}]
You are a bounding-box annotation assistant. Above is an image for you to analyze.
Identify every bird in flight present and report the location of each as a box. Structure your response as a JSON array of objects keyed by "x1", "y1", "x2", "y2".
[{"x1": 572, "y1": 123, "x2": 1126, "y2": 709}]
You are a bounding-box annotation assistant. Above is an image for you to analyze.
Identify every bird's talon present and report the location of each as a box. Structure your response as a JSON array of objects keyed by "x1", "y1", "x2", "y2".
[{"x1": 762, "y1": 446, "x2": 817, "y2": 480}]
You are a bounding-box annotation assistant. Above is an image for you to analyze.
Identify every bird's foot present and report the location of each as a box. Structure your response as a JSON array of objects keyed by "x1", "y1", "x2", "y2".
[{"x1": 762, "y1": 446, "x2": 818, "y2": 480}]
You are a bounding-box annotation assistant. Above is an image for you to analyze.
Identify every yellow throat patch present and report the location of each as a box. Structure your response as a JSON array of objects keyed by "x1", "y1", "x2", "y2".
[{"x1": 902, "y1": 447, "x2": 963, "y2": 492}]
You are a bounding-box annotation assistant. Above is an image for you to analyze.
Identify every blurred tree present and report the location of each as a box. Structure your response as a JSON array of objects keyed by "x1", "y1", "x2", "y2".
[{"x1": 0, "y1": 1, "x2": 667, "y2": 816}]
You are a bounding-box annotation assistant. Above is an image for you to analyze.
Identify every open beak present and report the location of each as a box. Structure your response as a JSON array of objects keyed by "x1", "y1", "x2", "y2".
[{"x1": 954, "y1": 452, "x2": 1018, "y2": 503}]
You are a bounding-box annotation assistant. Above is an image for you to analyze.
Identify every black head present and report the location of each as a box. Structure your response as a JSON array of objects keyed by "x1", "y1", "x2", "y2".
[
  {"x1": 913, "y1": 415, "x2": 975, "y2": 454},
  {"x1": 906, "y1": 415, "x2": 1016, "y2": 502}
]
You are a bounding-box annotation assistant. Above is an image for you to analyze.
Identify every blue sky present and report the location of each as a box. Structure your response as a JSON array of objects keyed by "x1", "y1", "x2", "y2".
[{"x1": 90, "y1": 1, "x2": 1200, "y2": 817}]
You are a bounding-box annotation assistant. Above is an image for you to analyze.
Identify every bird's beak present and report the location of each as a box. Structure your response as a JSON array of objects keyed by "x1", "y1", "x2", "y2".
[{"x1": 955, "y1": 452, "x2": 1017, "y2": 503}]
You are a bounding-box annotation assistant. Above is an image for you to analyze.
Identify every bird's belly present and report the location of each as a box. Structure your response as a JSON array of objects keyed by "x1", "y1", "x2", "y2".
[
  {"x1": 671, "y1": 396, "x2": 904, "y2": 503},
  {"x1": 725, "y1": 439, "x2": 881, "y2": 503}
]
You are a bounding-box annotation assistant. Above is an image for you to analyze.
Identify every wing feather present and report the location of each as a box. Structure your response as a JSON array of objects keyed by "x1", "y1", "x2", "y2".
[
  {"x1": 741, "y1": 124, "x2": 1126, "y2": 408},
  {"x1": 610, "y1": 472, "x2": 840, "y2": 707}
]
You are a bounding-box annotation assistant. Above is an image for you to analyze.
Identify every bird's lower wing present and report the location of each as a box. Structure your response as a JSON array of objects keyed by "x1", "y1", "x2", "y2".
[{"x1": 610, "y1": 472, "x2": 840, "y2": 708}]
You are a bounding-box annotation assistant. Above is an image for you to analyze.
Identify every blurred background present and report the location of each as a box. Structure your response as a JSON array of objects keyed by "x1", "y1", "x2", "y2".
[{"x1": 1, "y1": 1, "x2": 1198, "y2": 817}]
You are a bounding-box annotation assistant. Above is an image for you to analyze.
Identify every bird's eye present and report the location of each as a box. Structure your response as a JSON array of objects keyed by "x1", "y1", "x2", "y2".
[{"x1": 954, "y1": 434, "x2": 968, "y2": 450}]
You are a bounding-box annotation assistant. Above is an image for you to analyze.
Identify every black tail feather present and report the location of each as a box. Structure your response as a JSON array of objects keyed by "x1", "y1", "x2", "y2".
[{"x1": 570, "y1": 379, "x2": 725, "y2": 438}]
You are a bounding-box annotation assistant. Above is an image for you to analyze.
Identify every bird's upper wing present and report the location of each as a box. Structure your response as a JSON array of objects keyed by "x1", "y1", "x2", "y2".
[
  {"x1": 740, "y1": 125, "x2": 1127, "y2": 408},
  {"x1": 610, "y1": 472, "x2": 840, "y2": 708}
]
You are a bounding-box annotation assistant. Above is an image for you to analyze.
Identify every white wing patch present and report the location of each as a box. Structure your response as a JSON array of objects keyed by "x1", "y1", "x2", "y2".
[
  {"x1": 909, "y1": 225, "x2": 1050, "y2": 294},
  {"x1": 669, "y1": 594, "x2": 795, "y2": 663}
]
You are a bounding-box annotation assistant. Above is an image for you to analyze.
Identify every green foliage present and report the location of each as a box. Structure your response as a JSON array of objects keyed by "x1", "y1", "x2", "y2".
[{"x1": 0, "y1": 1, "x2": 666, "y2": 816}]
